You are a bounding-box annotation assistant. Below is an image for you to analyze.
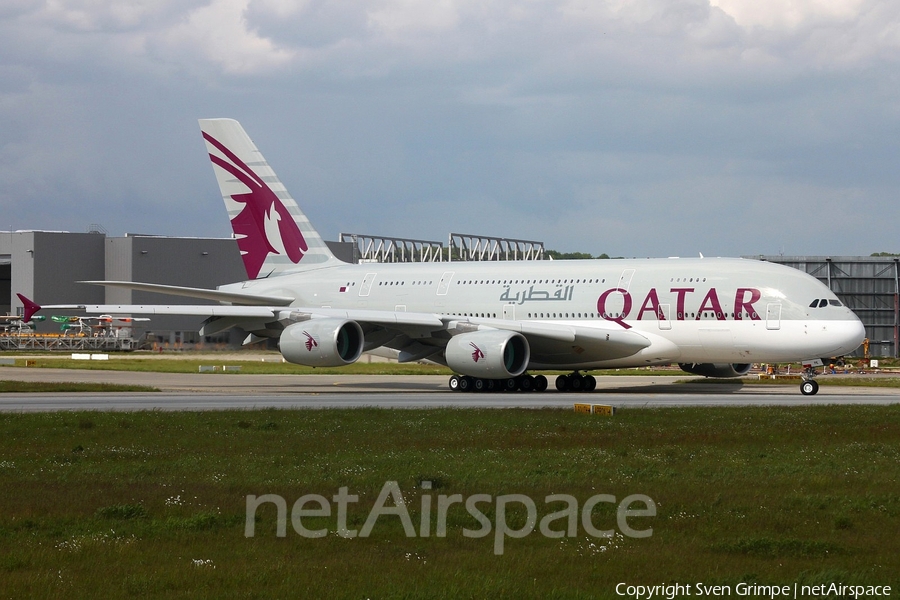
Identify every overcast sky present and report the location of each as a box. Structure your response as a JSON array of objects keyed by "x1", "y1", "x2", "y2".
[{"x1": 1, "y1": 0, "x2": 898, "y2": 258}]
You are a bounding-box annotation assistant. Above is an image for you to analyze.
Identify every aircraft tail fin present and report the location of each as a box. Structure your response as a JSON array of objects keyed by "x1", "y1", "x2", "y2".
[{"x1": 199, "y1": 118, "x2": 341, "y2": 280}]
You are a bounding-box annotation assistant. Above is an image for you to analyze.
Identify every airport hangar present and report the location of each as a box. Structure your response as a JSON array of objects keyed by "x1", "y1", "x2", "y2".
[{"x1": 1, "y1": 230, "x2": 898, "y2": 357}]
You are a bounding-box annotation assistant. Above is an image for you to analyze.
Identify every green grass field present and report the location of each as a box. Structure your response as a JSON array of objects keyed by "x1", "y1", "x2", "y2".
[
  {"x1": 0, "y1": 381, "x2": 159, "y2": 393},
  {"x1": 0, "y1": 355, "x2": 689, "y2": 376},
  {"x1": 4, "y1": 356, "x2": 900, "y2": 388},
  {"x1": 1, "y1": 406, "x2": 898, "y2": 598},
  {"x1": 1, "y1": 356, "x2": 456, "y2": 375}
]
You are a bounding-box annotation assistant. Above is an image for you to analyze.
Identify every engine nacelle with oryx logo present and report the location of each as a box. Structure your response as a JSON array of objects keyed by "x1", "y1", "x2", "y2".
[
  {"x1": 444, "y1": 330, "x2": 530, "y2": 378},
  {"x1": 678, "y1": 363, "x2": 752, "y2": 378},
  {"x1": 280, "y1": 319, "x2": 364, "y2": 367}
]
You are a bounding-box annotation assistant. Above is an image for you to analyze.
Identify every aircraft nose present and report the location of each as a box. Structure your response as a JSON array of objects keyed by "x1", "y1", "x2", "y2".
[{"x1": 835, "y1": 315, "x2": 866, "y2": 356}]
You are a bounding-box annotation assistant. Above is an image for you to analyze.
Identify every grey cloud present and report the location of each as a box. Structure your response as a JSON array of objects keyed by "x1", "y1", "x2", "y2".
[{"x1": 1, "y1": 0, "x2": 899, "y2": 257}]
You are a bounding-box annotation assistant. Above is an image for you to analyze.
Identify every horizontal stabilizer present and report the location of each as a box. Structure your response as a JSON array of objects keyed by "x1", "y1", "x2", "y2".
[{"x1": 16, "y1": 294, "x2": 41, "y2": 323}]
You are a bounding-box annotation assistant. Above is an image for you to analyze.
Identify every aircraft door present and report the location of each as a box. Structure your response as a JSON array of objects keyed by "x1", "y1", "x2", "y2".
[
  {"x1": 766, "y1": 303, "x2": 781, "y2": 330},
  {"x1": 359, "y1": 273, "x2": 377, "y2": 297},
  {"x1": 437, "y1": 272, "x2": 454, "y2": 296},
  {"x1": 502, "y1": 304, "x2": 515, "y2": 320},
  {"x1": 657, "y1": 303, "x2": 672, "y2": 330},
  {"x1": 617, "y1": 269, "x2": 636, "y2": 292}
]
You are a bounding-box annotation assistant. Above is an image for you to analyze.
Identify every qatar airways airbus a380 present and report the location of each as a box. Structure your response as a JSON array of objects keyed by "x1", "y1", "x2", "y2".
[{"x1": 21, "y1": 119, "x2": 865, "y2": 395}]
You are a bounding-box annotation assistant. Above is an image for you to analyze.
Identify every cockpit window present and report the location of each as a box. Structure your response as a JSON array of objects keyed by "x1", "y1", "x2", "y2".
[{"x1": 810, "y1": 298, "x2": 843, "y2": 308}]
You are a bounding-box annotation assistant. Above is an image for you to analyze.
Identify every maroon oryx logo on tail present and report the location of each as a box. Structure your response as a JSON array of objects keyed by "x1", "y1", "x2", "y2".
[
  {"x1": 469, "y1": 342, "x2": 485, "y2": 363},
  {"x1": 203, "y1": 132, "x2": 308, "y2": 279}
]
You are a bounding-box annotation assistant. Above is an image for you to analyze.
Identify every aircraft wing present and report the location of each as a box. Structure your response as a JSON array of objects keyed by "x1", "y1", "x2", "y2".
[
  {"x1": 33, "y1": 303, "x2": 445, "y2": 327},
  {"x1": 36, "y1": 304, "x2": 282, "y2": 318},
  {"x1": 80, "y1": 281, "x2": 293, "y2": 306},
  {"x1": 28, "y1": 299, "x2": 648, "y2": 362},
  {"x1": 441, "y1": 316, "x2": 650, "y2": 362}
]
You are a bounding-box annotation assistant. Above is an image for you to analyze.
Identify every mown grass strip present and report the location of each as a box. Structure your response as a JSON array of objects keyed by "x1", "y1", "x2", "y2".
[
  {"x1": 5, "y1": 355, "x2": 898, "y2": 385},
  {"x1": 3, "y1": 357, "x2": 454, "y2": 375},
  {"x1": 1, "y1": 356, "x2": 682, "y2": 377},
  {"x1": 0, "y1": 380, "x2": 159, "y2": 393}
]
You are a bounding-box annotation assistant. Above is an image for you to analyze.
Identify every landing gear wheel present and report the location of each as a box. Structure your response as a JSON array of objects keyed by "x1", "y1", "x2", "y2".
[
  {"x1": 584, "y1": 375, "x2": 597, "y2": 392},
  {"x1": 568, "y1": 374, "x2": 584, "y2": 392},
  {"x1": 503, "y1": 378, "x2": 518, "y2": 392},
  {"x1": 520, "y1": 374, "x2": 535, "y2": 392},
  {"x1": 555, "y1": 375, "x2": 569, "y2": 392},
  {"x1": 474, "y1": 378, "x2": 487, "y2": 392},
  {"x1": 458, "y1": 376, "x2": 473, "y2": 392},
  {"x1": 534, "y1": 375, "x2": 548, "y2": 392},
  {"x1": 800, "y1": 380, "x2": 819, "y2": 396},
  {"x1": 449, "y1": 375, "x2": 461, "y2": 392}
]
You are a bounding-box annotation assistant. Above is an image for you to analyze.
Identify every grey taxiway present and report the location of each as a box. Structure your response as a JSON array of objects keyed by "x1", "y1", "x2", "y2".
[{"x1": 1, "y1": 367, "x2": 899, "y2": 411}]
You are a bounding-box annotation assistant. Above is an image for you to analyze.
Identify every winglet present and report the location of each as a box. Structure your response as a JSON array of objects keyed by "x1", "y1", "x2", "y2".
[{"x1": 16, "y1": 294, "x2": 41, "y2": 323}]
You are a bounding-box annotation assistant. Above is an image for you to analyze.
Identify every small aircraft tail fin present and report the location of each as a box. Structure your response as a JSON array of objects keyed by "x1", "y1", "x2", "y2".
[
  {"x1": 198, "y1": 118, "x2": 341, "y2": 280},
  {"x1": 16, "y1": 293, "x2": 41, "y2": 323}
]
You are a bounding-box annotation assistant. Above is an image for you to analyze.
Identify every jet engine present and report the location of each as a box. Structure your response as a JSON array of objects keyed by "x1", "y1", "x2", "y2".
[
  {"x1": 280, "y1": 319, "x2": 364, "y2": 367},
  {"x1": 678, "y1": 363, "x2": 752, "y2": 378},
  {"x1": 445, "y1": 330, "x2": 530, "y2": 378}
]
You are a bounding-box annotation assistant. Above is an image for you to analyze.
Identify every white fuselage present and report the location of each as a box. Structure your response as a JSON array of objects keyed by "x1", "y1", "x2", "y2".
[{"x1": 223, "y1": 257, "x2": 865, "y2": 369}]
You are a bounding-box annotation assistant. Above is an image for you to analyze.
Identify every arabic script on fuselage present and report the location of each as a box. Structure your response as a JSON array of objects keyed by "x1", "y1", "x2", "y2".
[{"x1": 499, "y1": 285, "x2": 574, "y2": 305}]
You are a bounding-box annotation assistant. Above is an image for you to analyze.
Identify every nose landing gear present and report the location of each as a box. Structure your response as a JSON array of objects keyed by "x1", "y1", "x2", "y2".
[
  {"x1": 800, "y1": 379, "x2": 819, "y2": 395},
  {"x1": 800, "y1": 362, "x2": 821, "y2": 395}
]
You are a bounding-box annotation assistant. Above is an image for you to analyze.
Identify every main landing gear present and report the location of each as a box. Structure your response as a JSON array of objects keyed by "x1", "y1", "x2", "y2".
[
  {"x1": 800, "y1": 365, "x2": 820, "y2": 396},
  {"x1": 448, "y1": 374, "x2": 549, "y2": 393},
  {"x1": 555, "y1": 372, "x2": 597, "y2": 393},
  {"x1": 447, "y1": 372, "x2": 598, "y2": 393}
]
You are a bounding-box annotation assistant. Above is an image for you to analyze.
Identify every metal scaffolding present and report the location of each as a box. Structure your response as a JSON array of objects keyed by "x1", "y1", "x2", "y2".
[
  {"x1": 0, "y1": 334, "x2": 136, "y2": 351},
  {"x1": 339, "y1": 232, "x2": 546, "y2": 263},
  {"x1": 339, "y1": 233, "x2": 445, "y2": 263},
  {"x1": 448, "y1": 233, "x2": 544, "y2": 262}
]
